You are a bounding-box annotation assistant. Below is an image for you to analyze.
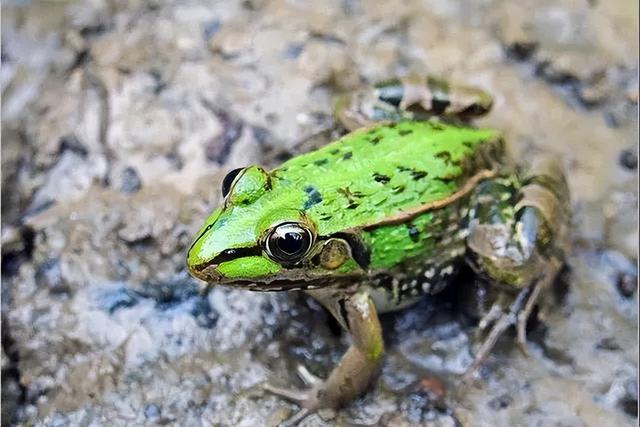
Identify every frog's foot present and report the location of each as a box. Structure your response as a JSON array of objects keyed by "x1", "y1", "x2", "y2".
[
  {"x1": 265, "y1": 293, "x2": 384, "y2": 425},
  {"x1": 514, "y1": 259, "x2": 562, "y2": 355},
  {"x1": 477, "y1": 303, "x2": 503, "y2": 332},
  {"x1": 264, "y1": 364, "x2": 323, "y2": 411},
  {"x1": 463, "y1": 286, "x2": 531, "y2": 381},
  {"x1": 464, "y1": 259, "x2": 562, "y2": 380}
]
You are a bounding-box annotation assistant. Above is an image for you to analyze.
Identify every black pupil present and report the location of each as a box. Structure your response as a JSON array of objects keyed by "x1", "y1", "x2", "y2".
[{"x1": 278, "y1": 232, "x2": 304, "y2": 255}]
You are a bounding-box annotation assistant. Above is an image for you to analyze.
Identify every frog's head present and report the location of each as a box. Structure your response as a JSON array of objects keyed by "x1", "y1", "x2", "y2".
[{"x1": 186, "y1": 166, "x2": 368, "y2": 290}]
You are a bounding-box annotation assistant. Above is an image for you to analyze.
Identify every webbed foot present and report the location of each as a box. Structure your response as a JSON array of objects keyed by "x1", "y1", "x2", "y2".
[{"x1": 463, "y1": 259, "x2": 562, "y2": 381}]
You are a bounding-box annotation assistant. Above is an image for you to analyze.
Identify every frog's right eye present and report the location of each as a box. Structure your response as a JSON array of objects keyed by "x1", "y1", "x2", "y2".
[
  {"x1": 221, "y1": 168, "x2": 245, "y2": 198},
  {"x1": 265, "y1": 222, "x2": 314, "y2": 264}
]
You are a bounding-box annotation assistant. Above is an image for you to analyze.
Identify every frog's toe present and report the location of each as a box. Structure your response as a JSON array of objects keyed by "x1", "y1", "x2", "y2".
[
  {"x1": 477, "y1": 303, "x2": 503, "y2": 332},
  {"x1": 264, "y1": 382, "x2": 316, "y2": 405},
  {"x1": 278, "y1": 408, "x2": 312, "y2": 427},
  {"x1": 264, "y1": 381, "x2": 323, "y2": 426},
  {"x1": 296, "y1": 364, "x2": 323, "y2": 386}
]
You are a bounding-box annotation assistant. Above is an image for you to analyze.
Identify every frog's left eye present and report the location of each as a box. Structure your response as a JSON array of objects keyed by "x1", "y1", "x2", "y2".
[
  {"x1": 265, "y1": 222, "x2": 314, "y2": 264},
  {"x1": 221, "y1": 168, "x2": 245, "y2": 198}
]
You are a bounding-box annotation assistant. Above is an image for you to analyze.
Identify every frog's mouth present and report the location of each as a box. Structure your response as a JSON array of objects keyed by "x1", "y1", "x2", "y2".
[{"x1": 189, "y1": 261, "x2": 362, "y2": 292}]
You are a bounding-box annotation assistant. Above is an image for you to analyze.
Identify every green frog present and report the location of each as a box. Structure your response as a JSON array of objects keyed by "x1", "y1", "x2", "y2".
[{"x1": 186, "y1": 74, "x2": 570, "y2": 423}]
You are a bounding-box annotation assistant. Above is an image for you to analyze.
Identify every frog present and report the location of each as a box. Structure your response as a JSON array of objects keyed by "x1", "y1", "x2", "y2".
[{"x1": 186, "y1": 73, "x2": 570, "y2": 424}]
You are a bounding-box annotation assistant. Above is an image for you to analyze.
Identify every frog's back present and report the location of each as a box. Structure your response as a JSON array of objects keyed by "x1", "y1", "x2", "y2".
[{"x1": 272, "y1": 121, "x2": 503, "y2": 236}]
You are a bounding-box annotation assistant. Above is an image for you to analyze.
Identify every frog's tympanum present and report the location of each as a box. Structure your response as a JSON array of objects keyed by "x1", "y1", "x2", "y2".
[{"x1": 187, "y1": 75, "x2": 569, "y2": 423}]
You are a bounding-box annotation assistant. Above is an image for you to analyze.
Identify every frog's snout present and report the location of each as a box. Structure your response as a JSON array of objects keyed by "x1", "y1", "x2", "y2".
[{"x1": 187, "y1": 261, "x2": 222, "y2": 284}]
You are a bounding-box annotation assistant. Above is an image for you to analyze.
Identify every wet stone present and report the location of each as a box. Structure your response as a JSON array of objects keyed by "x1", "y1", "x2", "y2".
[{"x1": 1, "y1": 1, "x2": 638, "y2": 426}]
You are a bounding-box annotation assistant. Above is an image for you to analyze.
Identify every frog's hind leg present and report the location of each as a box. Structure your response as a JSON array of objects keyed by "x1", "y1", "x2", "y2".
[
  {"x1": 463, "y1": 156, "x2": 570, "y2": 378},
  {"x1": 264, "y1": 291, "x2": 384, "y2": 424}
]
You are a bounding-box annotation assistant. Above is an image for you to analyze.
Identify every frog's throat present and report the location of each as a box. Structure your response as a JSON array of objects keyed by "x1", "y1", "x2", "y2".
[{"x1": 357, "y1": 167, "x2": 497, "y2": 231}]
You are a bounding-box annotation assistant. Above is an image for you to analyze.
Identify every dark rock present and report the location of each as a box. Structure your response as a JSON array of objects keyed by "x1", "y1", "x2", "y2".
[
  {"x1": 59, "y1": 134, "x2": 88, "y2": 158},
  {"x1": 205, "y1": 112, "x2": 243, "y2": 165},
  {"x1": 202, "y1": 20, "x2": 222, "y2": 40},
  {"x1": 120, "y1": 167, "x2": 142, "y2": 194},
  {"x1": 284, "y1": 43, "x2": 304, "y2": 59},
  {"x1": 488, "y1": 393, "x2": 513, "y2": 410},
  {"x1": 35, "y1": 258, "x2": 67, "y2": 294},
  {"x1": 144, "y1": 403, "x2": 161, "y2": 419},
  {"x1": 596, "y1": 337, "x2": 621, "y2": 351},
  {"x1": 619, "y1": 148, "x2": 638, "y2": 171},
  {"x1": 96, "y1": 287, "x2": 141, "y2": 314},
  {"x1": 616, "y1": 272, "x2": 637, "y2": 298},
  {"x1": 505, "y1": 41, "x2": 539, "y2": 61},
  {"x1": 189, "y1": 296, "x2": 219, "y2": 329}
]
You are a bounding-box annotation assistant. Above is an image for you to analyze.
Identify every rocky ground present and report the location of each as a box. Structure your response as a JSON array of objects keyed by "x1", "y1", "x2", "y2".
[{"x1": 1, "y1": 0, "x2": 638, "y2": 426}]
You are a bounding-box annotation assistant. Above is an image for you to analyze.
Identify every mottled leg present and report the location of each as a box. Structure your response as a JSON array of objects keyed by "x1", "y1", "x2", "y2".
[
  {"x1": 464, "y1": 156, "x2": 569, "y2": 377},
  {"x1": 265, "y1": 292, "x2": 384, "y2": 423}
]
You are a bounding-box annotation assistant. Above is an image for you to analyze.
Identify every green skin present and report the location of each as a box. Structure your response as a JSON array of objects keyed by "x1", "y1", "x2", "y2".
[{"x1": 186, "y1": 76, "x2": 570, "y2": 420}]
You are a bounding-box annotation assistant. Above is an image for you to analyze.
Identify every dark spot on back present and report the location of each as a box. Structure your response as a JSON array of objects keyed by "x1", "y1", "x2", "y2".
[
  {"x1": 398, "y1": 129, "x2": 413, "y2": 136},
  {"x1": 370, "y1": 135, "x2": 382, "y2": 145},
  {"x1": 342, "y1": 152, "x2": 353, "y2": 160},
  {"x1": 392, "y1": 185, "x2": 405, "y2": 193},
  {"x1": 303, "y1": 186, "x2": 323, "y2": 210},
  {"x1": 430, "y1": 122, "x2": 444, "y2": 131},
  {"x1": 388, "y1": 123, "x2": 397, "y2": 128},
  {"x1": 314, "y1": 158, "x2": 329, "y2": 166},
  {"x1": 462, "y1": 141, "x2": 474, "y2": 148},
  {"x1": 330, "y1": 149, "x2": 340, "y2": 155},
  {"x1": 397, "y1": 165, "x2": 428, "y2": 180},
  {"x1": 373, "y1": 172, "x2": 390, "y2": 183},
  {"x1": 434, "y1": 177, "x2": 456, "y2": 185},
  {"x1": 410, "y1": 170, "x2": 428, "y2": 180},
  {"x1": 407, "y1": 225, "x2": 420, "y2": 242},
  {"x1": 435, "y1": 151, "x2": 453, "y2": 165}
]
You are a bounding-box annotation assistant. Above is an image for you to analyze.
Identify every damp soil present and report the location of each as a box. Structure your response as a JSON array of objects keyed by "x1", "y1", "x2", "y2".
[{"x1": 1, "y1": 1, "x2": 638, "y2": 426}]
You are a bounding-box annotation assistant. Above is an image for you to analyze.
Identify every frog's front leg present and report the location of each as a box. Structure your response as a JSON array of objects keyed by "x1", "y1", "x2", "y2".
[
  {"x1": 265, "y1": 291, "x2": 384, "y2": 423},
  {"x1": 463, "y1": 157, "x2": 570, "y2": 378}
]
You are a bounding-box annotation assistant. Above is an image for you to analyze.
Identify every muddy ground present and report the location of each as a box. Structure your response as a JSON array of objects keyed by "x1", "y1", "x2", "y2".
[{"x1": 1, "y1": 1, "x2": 638, "y2": 426}]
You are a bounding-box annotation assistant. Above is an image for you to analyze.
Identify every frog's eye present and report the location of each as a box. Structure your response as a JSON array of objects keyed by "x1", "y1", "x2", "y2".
[
  {"x1": 221, "y1": 168, "x2": 245, "y2": 198},
  {"x1": 265, "y1": 222, "x2": 314, "y2": 264}
]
